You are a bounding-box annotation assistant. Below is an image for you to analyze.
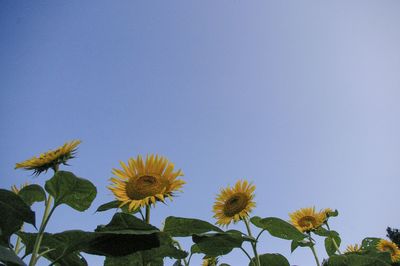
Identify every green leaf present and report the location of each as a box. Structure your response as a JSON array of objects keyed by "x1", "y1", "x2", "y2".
[
  {"x1": 361, "y1": 237, "x2": 381, "y2": 251},
  {"x1": 0, "y1": 189, "x2": 35, "y2": 246},
  {"x1": 163, "y1": 216, "x2": 223, "y2": 237},
  {"x1": 95, "y1": 200, "x2": 139, "y2": 214},
  {"x1": 95, "y1": 213, "x2": 159, "y2": 235},
  {"x1": 324, "y1": 253, "x2": 391, "y2": 266},
  {"x1": 290, "y1": 239, "x2": 312, "y2": 253},
  {"x1": 192, "y1": 231, "x2": 248, "y2": 257},
  {"x1": 18, "y1": 231, "x2": 87, "y2": 266},
  {"x1": 19, "y1": 229, "x2": 160, "y2": 260},
  {"x1": 45, "y1": 171, "x2": 97, "y2": 211},
  {"x1": 325, "y1": 232, "x2": 341, "y2": 256},
  {"x1": 18, "y1": 184, "x2": 46, "y2": 206},
  {"x1": 314, "y1": 227, "x2": 330, "y2": 237},
  {"x1": 0, "y1": 245, "x2": 26, "y2": 266},
  {"x1": 250, "y1": 216, "x2": 306, "y2": 241},
  {"x1": 104, "y1": 233, "x2": 187, "y2": 266},
  {"x1": 250, "y1": 253, "x2": 290, "y2": 266}
]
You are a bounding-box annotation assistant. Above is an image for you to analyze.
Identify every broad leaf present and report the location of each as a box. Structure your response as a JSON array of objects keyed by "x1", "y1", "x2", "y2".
[
  {"x1": 291, "y1": 239, "x2": 312, "y2": 253},
  {"x1": 18, "y1": 231, "x2": 87, "y2": 266},
  {"x1": 18, "y1": 184, "x2": 46, "y2": 206},
  {"x1": 45, "y1": 171, "x2": 97, "y2": 211},
  {"x1": 0, "y1": 189, "x2": 35, "y2": 246},
  {"x1": 104, "y1": 233, "x2": 187, "y2": 266},
  {"x1": 361, "y1": 237, "x2": 381, "y2": 251},
  {"x1": 0, "y1": 245, "x2": 26, "y2": 266},
  {"x1": 192, "y1": 231, "x2": 248, "y2": 257},
  {"x1": 95, "y1": 212, "x2": 158, "y2": 235},
  {"x1": 250, "y1": 253, "x2": 290, "y2": 266},
  {"x1": 250, "y1": 216, "x2": 306, "y2": 241},
  {"x1": 325, "y1": 231, "x2": 341, "y2": 256},
  {"x1": 19, "y1": 229, "x2": 160, "y2": 261},
  {"x1": 95, "y1": 200, "x2": 139, "y2": 214},
  {"x1": 324, "y1": 253, "x2": 391, "y2": 266},
  {"x1": 163, "y1": 216, "x2": 222, "y2": 237}
]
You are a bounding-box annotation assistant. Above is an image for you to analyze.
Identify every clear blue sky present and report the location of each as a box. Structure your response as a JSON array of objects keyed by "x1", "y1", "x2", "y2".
[{"x1": 1, "y1": 1, "x2": 400, "y2": 265}]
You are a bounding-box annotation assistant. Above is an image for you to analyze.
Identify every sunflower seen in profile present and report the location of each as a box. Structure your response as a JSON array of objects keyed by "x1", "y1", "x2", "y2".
[
  {"x1": 289, "y1": 207, "x2": 324, "y2": 233},
  {"x1": 376, "y1": 239, "x2": 400, "y2": 262},
  {"x1": 108, "y1": 154, "x2": 185, "y2": 211},
  {"x1": 344, "y1": 244, "x2": 362, "y2": 254},
  {"x1": 213, "y1": 180, "x2": 256, "y2": 227},
  {"x1": 15, "y1": 140, "x2": 81, "y2": 175}
]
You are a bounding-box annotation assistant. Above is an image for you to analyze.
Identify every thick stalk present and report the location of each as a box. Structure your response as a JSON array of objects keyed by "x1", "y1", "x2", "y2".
[
  {"x1": 29, "y1": 166, "x2": 59, "y2": 266},
  {"x1": 308, "y1": 234, "x2": 320, "y2": 266},
  {"x1": 29, "y1": 196, "x2": 55, "y2": 266},
  {"x1": 145, "y1": 205, "x2": 150, "y2": 224},
  {"x1": 243, "y1": 218, "x2": 260, "y2": 266},
  {"x1": 14, "y1": 225, "x2": 24, "y2": 254}
]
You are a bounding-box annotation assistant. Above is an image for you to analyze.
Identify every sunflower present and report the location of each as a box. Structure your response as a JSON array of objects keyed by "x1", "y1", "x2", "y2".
[
  {"x1": 213, "y1": 180, "x2": 256, "y2": 227},
  {"x1": 15, "y1": 140, "x2": 81, "y2": 175},
  {"x1": 11, "y1": 182, "x2": 29, "y2": 194},
  {"x1": 108, "y1": 154, "x2": 185, "y2": 211},
  {"x1": 202, "y1": 257, "x2": 218, "y2": 266},
  {"x1": 377, "y1": 239, "x2": 400, "y2": 262},
  {"x1": 289, "y1": 207, "x2": 325, "y2": 233},
  {"x1": 344, "y1": 244, "x2": 362, "y2": 254}
]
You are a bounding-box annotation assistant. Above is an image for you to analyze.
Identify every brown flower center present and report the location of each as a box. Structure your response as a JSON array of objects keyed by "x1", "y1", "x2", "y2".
[
  {"x1": 382, "y1": 245, "x2": 396, "y2": 255},
  {"x1": 223, "y1": 192, "x2": 249, "y2": 217},
  {"x1": 298, "y1": 216, "x2": 317, "y2": 228},
  {"x1": 126, "y1": 175, "x2": 164, "y2": 200}
]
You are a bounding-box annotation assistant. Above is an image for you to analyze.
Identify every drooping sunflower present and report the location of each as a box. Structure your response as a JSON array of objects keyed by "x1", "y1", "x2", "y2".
[
  {"x1": 344, "y1": 244, "x2": 362, "y2": 254},
  {"x1": 377, "y1": 239, "x2": 400, "y2": 262},
  {"x1": 289, "y1": 207, "x2": 325, "y2": 233},
  {"x1": 15, "y1": 140, "x2": 81, "y2": 175},
  {"x1": 202, "y1": 257, "x2": 218, "y2": 266},
  {"x1": 11, "y1": 182, "x2": 29, "y2": 194},
  {"x1": 108, "y1": 154, "x2": 185, "y2": 211},
  {"x1": 213, "y1": 180, "x2": 256, "y2": 227}
]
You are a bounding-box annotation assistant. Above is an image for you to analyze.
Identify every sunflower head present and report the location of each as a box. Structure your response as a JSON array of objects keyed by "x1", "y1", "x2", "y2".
[
  {"x1": 108, "y1": 154, "x2": 185, "y2": 211},
  {"x1": 344, "y1": 244, "x2": 362, "y2": 254},
  {"x1": 289, "y1": 207, "x2": 324, "y2": 233},
  {"x1": 11, "y1": 182, "x2": 29, "y2": 195},
  {"x1": 202, "y1": 257, "x2": 218, "y2": 266},
  {"x1": 15, "y1": 140, "x2": 81, "y2": 175},
  {"x1": 377, "y1": 239, "x2": 400, "y2": 262},
  {"x1": 213, "y1": 180, "x2": 256, "y2": 227}
]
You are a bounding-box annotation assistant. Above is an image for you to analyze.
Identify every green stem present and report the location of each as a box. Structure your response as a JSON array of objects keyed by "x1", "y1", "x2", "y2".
[
  {"x1": 14, "y1": 225, "x2": 24, "y2": 254},
  {"x1": 240, "y1": 246, "x2": 253, "y2": 263},
  {"x1": 243, "y1": 218, "x2": 260, "y2": 266},
  {"x1": 308, "y1": 233, "x2": 320, "y2": 266},
  {"x1": 326, "y1": 223, "x2": 342, "y2": 255},
  {"x1": 29, "y1": 196, "x2": 56, "y2": 266},
  {"x1": 145, "y1": 205, "x2": 150, "y2": 224}
]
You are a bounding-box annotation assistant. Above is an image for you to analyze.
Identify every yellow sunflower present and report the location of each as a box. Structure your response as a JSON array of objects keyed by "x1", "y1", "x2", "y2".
[
  {"x1": 108, "y1": 154, "x2": 185, "y2": 211},
  {"x1": 11, "y1": 182, "x2": 29, "y2": 194},
  {"x1": 213, "y1": 180, "x2": 256, "y2": 227},
  {"x1": 344, "y1": 244, "x2": 362, "y2": 254},
  {"x1": 15, "y1": 140, "x2": 81, "y2": 175},
  {"x1": 202, "y1": 257, "x2": 218, "y2": 266},
  {"x1": 289, "y1": 207, "x2": 324, "y2": 233},
  {"x1": 377, "y1": 239, "x2": 400, "y2": 262}
]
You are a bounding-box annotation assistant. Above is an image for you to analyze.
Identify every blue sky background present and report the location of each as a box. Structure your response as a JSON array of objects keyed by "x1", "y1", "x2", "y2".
[{"x1": 1, "y1": 1, "x2": 400, "y2": 265}]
